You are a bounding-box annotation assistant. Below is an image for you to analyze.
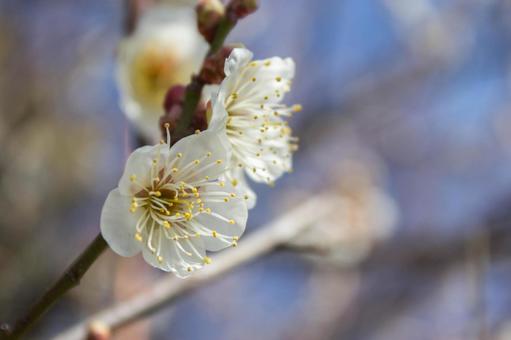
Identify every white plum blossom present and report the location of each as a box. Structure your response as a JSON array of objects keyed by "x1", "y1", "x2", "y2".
[
  {"x1": 100, "y1": 128, "x2": 247, "y2": 277},
  {"x1": 209, "y1": 48, "x2": 300, "y2": 208},
  {"x1": 116, "y1": 4, "x2": 208, "y2": 141}
]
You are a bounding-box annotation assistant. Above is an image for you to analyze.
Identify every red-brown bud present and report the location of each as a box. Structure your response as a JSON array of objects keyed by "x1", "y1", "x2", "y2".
[
  {"x1": 196, "y1": 0, "x2": 225, "y2": 43},
  {"x1": 160, "y1": 84, "x2": 208, "y2": 144},
  {"x1": 199, "y1": 45, "x2": 235, "y2": 84},
  {"x1": 227, "y1": 0, "x2": 258, "y2": 20}
]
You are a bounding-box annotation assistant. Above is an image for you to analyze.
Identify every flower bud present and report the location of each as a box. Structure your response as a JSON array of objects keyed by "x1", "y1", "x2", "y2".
[
  {"x1": 160, "y1": 85, "x2": 208, "y2": 143},
  {"x1": 199, "y1": 45, "x2": 235, "y2": 84},
  {"x1": 227, "y1": 0, "x2": 258, "y2": 20},
  {"x1": 196, "y1": 0, "x2": 225, "y2": 43}
]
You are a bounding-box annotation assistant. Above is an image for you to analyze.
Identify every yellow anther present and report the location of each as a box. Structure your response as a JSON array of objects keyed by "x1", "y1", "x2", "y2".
[
  {"x1": 212, "y1": 230, "x2": 218, "y2": 238},
  {"x1": 229, "y1": 219, "x2": 235, "y2": 225},
  {"x1": 292, "y1": 104, "x2": 302, "y2": 112},
  {"x1": 163, "y1": 221, "x2": 171, "y2": 229},
  {"x1": 223, "y1": 198, "x2": 229, "y2": 202},
  {"x1": 164, "y1": 122, "x2": 170, "y2": 128},
  {"x1": 152, "y1": 159, "x2": 158, "y2": 165},
  {"x1": 256, "y1": 153, "x2": 261, "y2": 157},
  {"x1": 203, "y1": 256, "x2": 212, "y2": 265},
  {"x1": 218, "y1": 181, "x2": 225, "y2": 187},
  {"x1": 206, "y1": 208, "x2": 212, "y2": 214},
  {"x1": 216, "y1": 159, "x2": 223, "y2": 164},
  {"x1": 244, "y1": 195, "x2": 249, "y2": 200},
  {"x1": 231, "y1": 179, "x2": 238, "y2": 187},
  {"x1": 195, "y1": 129, "x2": 201, "y2": 134},
  {"x1": 129, "y1": 206, "x2": 137, "y2": 213},
  {"x1": 187, "y1": 267, "x2": 192, "y2": 272},
  {"x1": 177, "y1": 152, "x2": 183, "y2": 158},
  {"x1": 276, "y1": 76, "x2": 282, "y2": 82},
  {"x1": 251, "y1": 77, "x2": 256, "y2": 82},
  {"x1": 157, "y1": 256, "x2": 163, "y2": 263},
  {"x1": 260, "y1": 104, "x2": 264, "y2": 109},
  {"x1": 194, "y1": 159, "x2": 200, "y2": 165},
  {"x1": 230, "y1": 193, "x2": 236, "y2": 198},
  {"x1": 206, "y1": 152, "x2": 212, "y2": 157},
  {"x1": 175, "y1": 212, "x2": 181, "y2": 217},
  {"x1": 204, "y1": 176, "x2": 210, "y2": 180},
  {"x1": 172, "y1": 167, "x2": 178, "y2": 173},
  {"x1": 233, "y1": 236, "x2": 239, "y2": 241},
  {"x1": 159, "y1": 139, "x2": 165, "y2": 144},
  {"x1": 253, "y1": 115, "x2": 259, "y2": 120},
  {"x1": 274, "y1": 111, "x2": 280, "y2": 116},
  {"x1": 232, "y1": 240, "x2": 238, "y2": 247},
  {"x1": 129, "y1": 174, "x2": 137, "y2": 182},
  {"x1": 264, "y1": 60, "x2": 271, "y2": 66},
  {"x1": 264, "y1": 96, "x2": 269, "y2": 101},
  {"x1": 253, "y1": 167, "x2": 257, "y2": 173},
  {"x1": 135, "y1": 233, "x2": 143, "y2": 242},
  {"x1": 184, "y1": 212, "x2": 192, "y2": 221},
  {"x1": 238, "y1": 163, "x2": 243, "y2": 168},
  {"x1": 250, "y1": 61, "x2": 258, "y2": 67}
]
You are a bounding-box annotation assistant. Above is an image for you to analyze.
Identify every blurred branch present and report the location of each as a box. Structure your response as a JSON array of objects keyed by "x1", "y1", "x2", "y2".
[
  {"x1": 0, "y1": 234, "x2": 108, "y2": 340},
  {"x1": 333, "y1": 199, "x2": 511, "y2": 339},
  {"x1": 53, "y1": 194, "x2": 338, "y2": 340}
]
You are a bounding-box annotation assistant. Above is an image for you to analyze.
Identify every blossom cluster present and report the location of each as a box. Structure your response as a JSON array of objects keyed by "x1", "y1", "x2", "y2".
[{"x1": 101, "y1": 1, "x2": 300, "y2": 277}]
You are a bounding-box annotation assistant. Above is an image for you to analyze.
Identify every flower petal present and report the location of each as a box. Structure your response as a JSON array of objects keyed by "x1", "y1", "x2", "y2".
[
  {"x1": 224, "y1": 47, "x2": 253, "y2": 77},
  {"x1": 100, "y1": 189, "x2": 141, "y2": 257},
  {"x1": 195, "y1": 181, "x2": 247, "y2": 251},
  {"x1": 170, "y1": 130, "x2": 230, "y2": 183},
  {"x1": 224, "y1": 166, "x2": 257, "y2": 209},
  {"x1": 118, "y1": 145, "x2": 166, "y2": 195}
]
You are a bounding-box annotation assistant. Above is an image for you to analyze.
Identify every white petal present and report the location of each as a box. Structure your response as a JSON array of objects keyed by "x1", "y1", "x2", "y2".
[
  {"x1": 100, "y1": 189, "x2": 141, "y2": 257},
  {"x1": 224, "y1": 47, "x2": 253, "y2": 77},
  {"x1": 170, "y1": 130, "x2": 230, "y2": 182},
  {"x1": 195, "y1": 182, "x2": 248, "y2": 251},
  {"x1": 224, "y1": 165, "x2": 257, "y2": 209},
  {"x1": 208, "y1": 91, "x2": 229, "y2": 132},
  {"x1": 118, "y1": 145, "x2": 169, "y2": 195}
]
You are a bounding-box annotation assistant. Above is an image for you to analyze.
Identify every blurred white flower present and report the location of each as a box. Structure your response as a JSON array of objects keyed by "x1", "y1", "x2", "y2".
[
  {"x1": 209, "y1": 47, "x2": 300, "y2": 208},
  {"x1": 288, "y1": 160, "x2": 399, "y2": 266},
  {"x1": 100, "y1": 128, "x2": 247, "y2": 277},
  {"x1": 116, "y1": 4, "x2": 208, "y2": 141}
]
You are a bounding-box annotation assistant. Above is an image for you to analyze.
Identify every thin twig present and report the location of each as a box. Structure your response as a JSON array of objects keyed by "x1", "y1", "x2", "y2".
[
  {"x1": 53, "y1": 194, "x2": 338, "y2": 340},
  {"x1": 0, "y1": 234, "x2": 108, "y2": 340},
  {"x1": 173, "y1": 13, "x2": 236, "y2": 139}
]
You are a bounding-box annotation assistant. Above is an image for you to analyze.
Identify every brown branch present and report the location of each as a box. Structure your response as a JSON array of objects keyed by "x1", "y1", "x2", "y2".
[
  {"x1": 53, "y1": 194, "x2": 338, "y2": 340},
  {"x1": 173, "y1": 5, "x2": 238, "y2": 140}
]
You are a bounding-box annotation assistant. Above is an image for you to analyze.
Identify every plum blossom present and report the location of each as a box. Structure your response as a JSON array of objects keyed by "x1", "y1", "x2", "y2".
[
  {"x1": 209, "y1": 48, "x2": 300, "y2": 208},
  {"x1": 100, "y1": 127, "x2": 247, "y2": 277},
  {"x1": 116, "y1": 4, "x2": 208, "y2": 141}
]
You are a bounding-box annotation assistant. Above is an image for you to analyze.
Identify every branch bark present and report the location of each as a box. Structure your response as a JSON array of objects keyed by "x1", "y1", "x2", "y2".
[{"x1": 53, "y1": 194, "x2": 338, "y2": 340}]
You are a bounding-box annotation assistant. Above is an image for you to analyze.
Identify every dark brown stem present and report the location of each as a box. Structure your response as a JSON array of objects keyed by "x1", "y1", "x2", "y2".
[
  {"x1": 173, "y1": 16, "x2": 236, "y2": 139},
  {"x1": 1, "y1": 234, "x2": 108, "y2": 340}
]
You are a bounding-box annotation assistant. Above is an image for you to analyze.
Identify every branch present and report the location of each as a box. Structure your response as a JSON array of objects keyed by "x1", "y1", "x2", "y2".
[
  {"x1": 173, "y1": 9, "x2": 237, "y2": 139},
  {"x1": 54, "y1": 194, "x2": 338, "y2": 340},
  {"x1": 1, "y1": 234, "x2": 108, "y2": 340}
]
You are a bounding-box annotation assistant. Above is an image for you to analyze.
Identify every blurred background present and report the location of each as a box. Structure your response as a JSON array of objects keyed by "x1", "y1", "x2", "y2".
[{"x1": 2, "y1": 0, "x2": 511, "y2": 339}]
